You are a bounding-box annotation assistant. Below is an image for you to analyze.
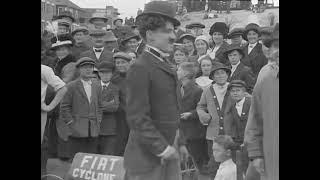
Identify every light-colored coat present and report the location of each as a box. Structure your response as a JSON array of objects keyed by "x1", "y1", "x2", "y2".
[
  {"x1": 244, "y1": 63, "x2": 279, "y2": 180},
  {"x1": 196, "y1": 83, "x2": 233, "y2": 140}
]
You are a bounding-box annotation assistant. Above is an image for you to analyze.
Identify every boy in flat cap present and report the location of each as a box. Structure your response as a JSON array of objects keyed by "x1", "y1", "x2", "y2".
[
  {"x1": 197, "y1": 63, "x2": 233, "y2": 179},
  {"x1": 124, "y1": 1, "x2": 188, "y2": 179},
  {"x1": 241, "y1": 23, "x2": 268, "y2": 77},
  {"x1": 224, "y1": 80, "x2": 253, "y2": 177},
  {"x1": 96, "y1": 61, "x2": 120, "y2": 156},
  {"x1": 228, "y1": 27, "x2": 245, "y2": 47},
  {"x1": 104, "y1": 31, "x2": 119, "y2": 53},
  {"x1": 120, "y1": 31, "x2": 141, "y2": 53},
  {"x1": 71, "y1": 26, "x2": 91, "y2": 60},
  {"x1": 224, "y1": 44, "x2": 256, "y2": 94},
  {"x1": 80, "y1": 29, "x2": 114, "y2": 63},
  {"x1": 57, "y1": 57, "x2": 102, "y2": 161}
]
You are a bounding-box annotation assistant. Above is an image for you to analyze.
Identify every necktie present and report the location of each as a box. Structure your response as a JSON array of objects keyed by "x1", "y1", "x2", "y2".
[{"x1": 102, "y1": 85, "x2": 107, "y2": 91}]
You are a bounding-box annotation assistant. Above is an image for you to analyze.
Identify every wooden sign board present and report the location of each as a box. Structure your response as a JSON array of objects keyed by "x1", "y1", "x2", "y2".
[{"x1": 66, "y1": 153, "x2": 125, "y2": 180}]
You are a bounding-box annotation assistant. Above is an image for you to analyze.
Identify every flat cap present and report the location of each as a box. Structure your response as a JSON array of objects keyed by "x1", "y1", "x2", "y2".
[
  {"x1": 186, "y1": 22, "x2": 205, "y2": 29},
  {"x1": 97, "y1": 61, "x2": 115, "y2": 72},
  {"x1": 72, "y1": 26, "x2": 89, "y2": 36},
  {"x1": 177, "y1": 33, "x2": 196, "y2": 43},
  {"x1": 228, "y1": 27, "x2": 244, "y2": 39},
  {"x1": 76, "y1": 57, "x2": 95, "y2": 68},
  {"x1": 227, "y1": 80, "x2": 247, "y2": 90},
  {"x1": 89, "y1": 29, "x2": 107, "y2": 36},
  {"x1": 113, "y1": 52, "x2": 132, "y2": 62}
]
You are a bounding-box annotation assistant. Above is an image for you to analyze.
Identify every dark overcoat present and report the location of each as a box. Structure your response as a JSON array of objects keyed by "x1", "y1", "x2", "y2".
[
  {"x1": 98, "y1": 82, "x2": 120, "y2": 136},
  {"x1": 179, "y1": 81, "x2": 206, "y2": 140},
  {"x1": 124, "y1": 50, "x2": 182, "y2": 173},
  {"x1": 241, "y1": 43, "x2": 268, "y2": 77},
  {"x1": 228, "y1": 62, "x2": 256, "y2": 94}
]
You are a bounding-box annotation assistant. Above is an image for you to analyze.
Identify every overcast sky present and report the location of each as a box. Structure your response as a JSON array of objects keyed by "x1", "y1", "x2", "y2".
[{"x1": 70, "y1": 0, "x2": 150, "y2": 19}]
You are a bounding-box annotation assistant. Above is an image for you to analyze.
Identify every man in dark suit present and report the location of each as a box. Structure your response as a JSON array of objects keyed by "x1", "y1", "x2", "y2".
[
  {"x1": 241, "y1": 23, "x2": 268, "y2": 77},
  {"x1": 225, "y1": 44, "x2": 256, "y2": 94},
  {"x1": 57, "y1": 57, "x2": 102, "y2": 161},
  {"x1": 80, "y1": 29, "x2": 113, "y2": 64},
  {"x1": 96, "y1": 61, "x2": 120, "y2": 155},
  {"x1": 124, "y1": 1, "x2": 188, "y2": 179},
  {"x1": 177, "y1": 62, "x2": 209, "y2": 177}
]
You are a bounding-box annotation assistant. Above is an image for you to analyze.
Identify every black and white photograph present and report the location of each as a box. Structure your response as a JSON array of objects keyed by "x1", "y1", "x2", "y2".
[{"x1": 41, "y1": 0, "x2": 279, "y2": 179}]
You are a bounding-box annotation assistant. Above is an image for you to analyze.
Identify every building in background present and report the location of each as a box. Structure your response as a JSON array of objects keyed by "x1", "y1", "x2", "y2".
[
  {"x1": 53, "y1": 0, "x2": 86, "y2": 24},
  {"x1": 41, "y1": 0, "x2": 56, "y2": 34},
  {"x1": 83, "y1": 6, "x2": 119, "y2": 29}
]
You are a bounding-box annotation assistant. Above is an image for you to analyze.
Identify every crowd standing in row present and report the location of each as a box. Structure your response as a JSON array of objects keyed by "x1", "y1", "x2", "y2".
[{"x1": 41, "y1": 1, "x2": 278, "y2": 180}]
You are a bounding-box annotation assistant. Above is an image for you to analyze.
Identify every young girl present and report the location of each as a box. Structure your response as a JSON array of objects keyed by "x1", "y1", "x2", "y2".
[
  {"x1": 195, "y1": 57, "x2": 213, "y2": 89},
  {"x1": 195, "y1": 35, "x2": 210, "y2": 61}
]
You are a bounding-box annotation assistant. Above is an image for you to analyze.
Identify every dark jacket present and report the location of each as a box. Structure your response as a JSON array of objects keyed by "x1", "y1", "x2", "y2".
[
  {"x1": 124, "y1": 50, "x2": 182, "y2": 173},
  {"x1": 57, "y1": 78, "x2": 103, "y2": 139},
  {"x1": 79, "y1": 48, "x2": 114, "y2": 64},
  {"x1": 98, "y1": 81, "x2": 120, "y2": 136},
  {"x1": 224, "y1": 96, "x2": 251, "y2": 144},
  {"x1": 241, "y1": 43, "x2": 268, "y2": 77},
  {"x1": 71, "y1": 43, "x2": 91, "y2": 60},
  {"x1": 228, "y1": 62, "x2": 256, "y2": 94},
  {"x1": 179, "y1": 81, "x2": 206, "y2": 140},
  {"x1": 213, "y1": 41, "x2": 230, "y2": 66}
]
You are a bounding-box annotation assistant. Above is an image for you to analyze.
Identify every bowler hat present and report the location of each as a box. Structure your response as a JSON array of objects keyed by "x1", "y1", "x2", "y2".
[
  {"x1": 90, "y1": 29, "x2": 107, "y2": 37},
  {"x1": 228, "y1": 27, "x2": 244, "y2": 39},
  {"x1": 97, "y1": 61, "x2": 115, "y2": 72},
  {"x1": 57, "y1": 11, "x2": 75, "y2": 23},
  {"x1": 227, "y1": 80, "x2": 247, "y2": 91},
  {"x1": 121, "y1": 31, "x2": 141, "y2": 45},
  {"x1": 243, "y1": 23, "x2": 261, "y2": 41},
  {"x1": 113, "y1": 18, "x2": 123, "y2": 25},
  {"x1": 71, "y1": 26, "x2": 89, "y2": 36},
  {"x1": 209, "y1": 62, "x2": 231, "y2": 79},
  {"x1": 209, "y1": 22, "x2": 228, "y2": 38},
  {"x1": 89, "y1": 15, "x2": 108, "y2": 24},
  {"x1": 263, "y1": 23, "x2": 279, "y2": 48},
  {"x1": 50, "y1": 34, "x2": 73, "y2": 50},
  {"x1": 76, "y1": 57, "x2": 95, "y2": 68},
  {"x1": 186, "y1": 23, "x2": 205, "y2": 29},
  {"x1": 136, "y1": 1, "x2": 181, "y2": 27},
  {"x1": 224, "y1": 44, "x2": 245, "y2": 58},
  {"x1": 177, "y1": 33, "x2": 196, "y2": 43},
  {"x1": 104, "y1": 31, "x2": 118, "y2": 42},
  {"x1": 113, "y1": 52, "x2": 132, "y2": 62}
]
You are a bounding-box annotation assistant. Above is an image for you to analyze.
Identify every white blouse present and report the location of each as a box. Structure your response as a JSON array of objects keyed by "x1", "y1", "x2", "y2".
[{"x1": 196, "y1": 76, "x2": 213, "y2": 89}]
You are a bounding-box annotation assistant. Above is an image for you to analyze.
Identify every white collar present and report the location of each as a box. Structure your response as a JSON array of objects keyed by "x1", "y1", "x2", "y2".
[
  {"x1": 219, "y1": 158, "x2": 234, "y2": 168},
  {"x1": 236, "y1": 97, "x2": 246, "y2": 107},
  {"x1": 101, "y1": 81, "x2": 110, "y2": 87},
  {"x1": 145, "y1": 44, "x2": 170, "y2": 58},
  {"x1": 81, "y1": 78, "x2": 92, "y2": 85},
  {"x1": 231, "y1": 61, "x2": 241, "y2": 69},
  {"x1": 249, "y1": 42, "x2": 258, "y2": 48}
]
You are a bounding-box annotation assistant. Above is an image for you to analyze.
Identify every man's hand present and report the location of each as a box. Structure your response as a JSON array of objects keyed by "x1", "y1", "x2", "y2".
[
  {"x1": 180, "y1": 112, "x2": 192, "y2": 120},
  {"x1": 179, "y1": 145, "x2": 189, "y2": 164},
  {"x1": 252, "y1": 158, "x2": 265, "y2": 176},
  {"x1": 160, "y1": 146, "x2": 179, "y2": 164}
]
